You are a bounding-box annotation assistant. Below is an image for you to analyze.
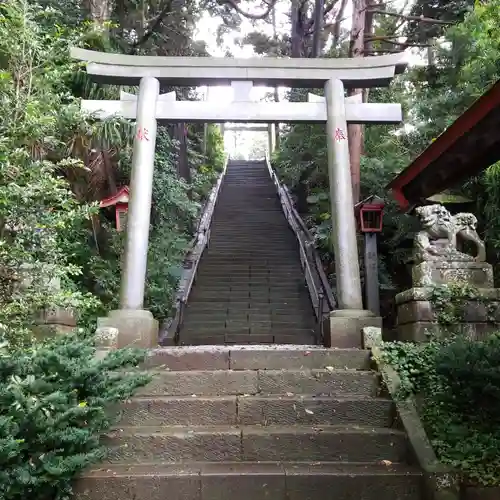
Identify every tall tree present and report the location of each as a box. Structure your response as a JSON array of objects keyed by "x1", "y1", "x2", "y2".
[{"x1": 347, "y1": 0, "x2": 366, "y2": 203}]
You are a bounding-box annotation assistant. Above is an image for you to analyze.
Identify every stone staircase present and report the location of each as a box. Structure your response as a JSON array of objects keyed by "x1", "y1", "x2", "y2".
[
  {"x1": 75, "y1": 345, "x2": 423, "y2": 500},
  {"x1": 180, "y1": 160, "x2": 317, "y2": 345}
]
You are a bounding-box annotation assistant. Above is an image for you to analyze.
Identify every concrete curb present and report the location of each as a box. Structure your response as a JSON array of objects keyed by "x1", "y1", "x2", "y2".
[{"x1": 365, "y1": 328, "x2": 460, "y2": 500}]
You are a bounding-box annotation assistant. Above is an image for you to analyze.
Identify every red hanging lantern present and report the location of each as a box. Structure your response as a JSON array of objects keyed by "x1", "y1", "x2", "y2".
[
  {"x1": 356, "y1": 196, "x2": 385, "y2": 233},
  {"x1": 99, "y1": 186, "x2": 130, "y2": 232}
]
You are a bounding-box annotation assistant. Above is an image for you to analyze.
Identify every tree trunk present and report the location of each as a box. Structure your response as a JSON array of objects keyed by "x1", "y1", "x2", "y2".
[
  {"x1": 175, "y1": 123, "x2": 190, "y2": 183},
  {"x1": 347, "y1": 0, "x2": 366, "y2": 204},
  {"x1": 363, "y1": 0, "x2": 376, "y2": 103},
  {"x1": 311, "y1": 0, "x2": 325, "y2": 57},
  {"x1": 290, "y1": 0, "x2": 302, "y2": 58},
  {"x1": 84, "y1": 0, "x2": 112, "y2": 23},
  {"x1": 332, "y1": 0, "x2": 348, "y2": 46},
  {"x1": 272, "y1": 3, "x2": 281, "y2": 149}
]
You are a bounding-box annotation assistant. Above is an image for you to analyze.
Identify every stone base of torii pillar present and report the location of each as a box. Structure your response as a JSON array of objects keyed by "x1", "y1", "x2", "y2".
[{"x1": 96, "y1": 309, "x2": 158, "y2": 349}]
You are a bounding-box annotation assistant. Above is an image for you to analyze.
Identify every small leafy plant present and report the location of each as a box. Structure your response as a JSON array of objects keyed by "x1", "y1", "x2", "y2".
[{"x1": 381, "y1": 334, "x2": 500, "y2": 486}]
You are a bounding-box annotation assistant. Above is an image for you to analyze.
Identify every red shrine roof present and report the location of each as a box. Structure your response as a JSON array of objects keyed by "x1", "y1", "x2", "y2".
[
  {"x1": 99, "y1": 186, "x2": 129, "y2": 208},
  {"x1": 387, "y1": 80, "x2": 500, "y2": 210}
]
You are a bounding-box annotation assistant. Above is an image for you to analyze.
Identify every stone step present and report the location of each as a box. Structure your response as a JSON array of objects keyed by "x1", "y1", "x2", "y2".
[
  {"x1": 196, "y1": 271, "x2": 301, "y2": 278},
  {"x1": 142, "y1": 346, "x2": 370, "y2": 371},
  {"x1": 189, "y1": 290, "x2": 306, "y2": 300},
  {"x1": 135, "y1": 369, "x2": 377, "y2": 397},
  {"x1": 186, "y1": 303, "x2": 309, "y2": 313},
  {"x1": 182, "y1": 319, "x2": 315, "y2": 331},
  {"x1": 104, "y1": 425, "x2": 408, "y2": 463},
  {"x1": 200, "y1": 260, "x2": 301, "y2": 267},
  {"x1": 74, "y1": 462, "x2": 423, "y2": 500},
  {"x1": 182, "y1": 315, "x2": 315, "y2": 328},
  {"x1": 185, "y1": 306, "x2": 313, "y2": 318},
  {"x1": 193, "y1": 278, "x2": 301, "y2": 285},
  {"x1": 206, "y1": 246, "x2": 297, "y2": 251},
  {"x1": 118, "y1": 395, "x2": 393, "y2": 427},
  {"x1": 190, "y1": 284, "x2": 308, "y2": 292},
  {"x1": 197, "y1": 269, "x2": 299, "y2": 276},
  {"x1": 188, "y1": 294, "x2": 308, "y2": 304},
  {"x1": 180, "y1": 326, "x2": 316, "y2": 337},
  {"x1": 180, "y1": 334, "x2": 317, "y2": 346},
  {"x1": 202, "y1": 255, "x2": 298, "y2": 261}
]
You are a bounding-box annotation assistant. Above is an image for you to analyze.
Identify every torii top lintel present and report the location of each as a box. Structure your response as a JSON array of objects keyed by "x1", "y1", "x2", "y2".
[{"x1": 70, "y1": 48, "x2": 407, "y2": 89}]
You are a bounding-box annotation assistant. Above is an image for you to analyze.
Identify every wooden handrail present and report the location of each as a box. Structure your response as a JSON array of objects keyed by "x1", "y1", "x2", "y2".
[
  {"x1": 265, "y1": 153, "x2": 337, "y2": 340},
  {"x1": 159, "y1": 154, "x2": 229, "y2": 345}
]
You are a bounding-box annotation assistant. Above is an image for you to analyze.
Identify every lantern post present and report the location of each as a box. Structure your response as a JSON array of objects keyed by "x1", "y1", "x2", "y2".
[{"x1": 356, "y1": 196, "x2": 385, "y2": 316}]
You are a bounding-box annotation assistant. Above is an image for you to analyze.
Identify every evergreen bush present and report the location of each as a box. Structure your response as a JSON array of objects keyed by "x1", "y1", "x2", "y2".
[
  {"x1": 0, "y1": 332, "x2": 150, "y2": 500},
  {"x1": 435, "y1": 333, "x2": 500, "y2": 426}
]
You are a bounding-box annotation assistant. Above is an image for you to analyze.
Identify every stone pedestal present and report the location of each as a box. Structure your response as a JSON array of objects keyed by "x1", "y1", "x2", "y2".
[
  {"x1": 35, "y1": 307, "x2": 77, "y2": 337},
  {"x1": 97, "y1": 309, "x2": 159, "y2": 349},
  {"x1": 18, "y1": 264, "x2": 77, "y2": 338},
  {"x1": 412, "y1": 260, "x2": 493, "y2": 288},
  {"x1": 323, "y1": 309, "x2": 382, "y2": 348},
  {"x1": 396, "y1": 261, "x2": 500, "y2": 342}
]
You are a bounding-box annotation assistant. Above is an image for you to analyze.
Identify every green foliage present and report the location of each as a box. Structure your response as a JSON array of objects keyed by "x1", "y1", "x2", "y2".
[
  {"x1": 204, "y1": 124, "x2": 226, "y2": 174},
  {"x1": 0, "y1": 332, "x2": 150, "y2": 500},
  {"x1": 275, "y1": 0, "x2": 500, "y2": 315},
  {"x1": 429, "y1": 282, "x2": 481, "y2": 326},
  {"x1": 0, "y1": 0, "x2": 103, "y2": 344},
  {"x1": 81, "y1": 126, "x2": 224, "y2": 323},
  {"x1": 147, "y1": 130, "x2": 198, "y2": 320},
  {"x1": 0, "y1": 0, "x2": 226, "y2": 336},
  {"x1": 381, "y1": 334, "x2": 500, "y2": 486}
]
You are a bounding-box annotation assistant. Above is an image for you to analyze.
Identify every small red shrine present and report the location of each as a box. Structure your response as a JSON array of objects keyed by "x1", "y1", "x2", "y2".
[{"x1": 99, "y1": 186, "x2": 129, "y2": 231}]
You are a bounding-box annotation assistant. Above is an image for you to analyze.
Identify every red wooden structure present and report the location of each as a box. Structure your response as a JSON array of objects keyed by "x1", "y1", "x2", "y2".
[
  {"x1": 99, "y1": 186, "x2": 129, "y2": 231},
  {"x1": 388, "y1": 80, "x2": 500, "y2": 209}
]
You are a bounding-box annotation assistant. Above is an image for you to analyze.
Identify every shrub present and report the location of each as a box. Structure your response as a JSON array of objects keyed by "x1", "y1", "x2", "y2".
[
  {"x1": 435, "y1": 333, "x2": 500, "y2": 426},
  {"x1": 381, "y1": 334, "x2": 500, "y2": 486},
  {"x1": 0, "y1": 332, "x2": 151, "y2": 500}
]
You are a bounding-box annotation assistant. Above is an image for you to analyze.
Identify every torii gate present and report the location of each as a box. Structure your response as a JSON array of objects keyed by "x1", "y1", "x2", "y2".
[
  {"x1": 219, "y1": 81, "x2": 279, "y2": 154},
  {"x1": 71, "y1": 48, "x2": 407, "y2": 347}
]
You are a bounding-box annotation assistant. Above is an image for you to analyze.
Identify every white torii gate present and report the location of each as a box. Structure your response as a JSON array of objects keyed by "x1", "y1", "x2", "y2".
[{"x1": 71, "y1": 48, "x2": 407, "y2": 347}]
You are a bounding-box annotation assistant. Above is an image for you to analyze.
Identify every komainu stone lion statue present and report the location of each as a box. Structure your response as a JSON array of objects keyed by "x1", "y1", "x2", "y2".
[{"x1": 414, "y1": 204, "x2": 486, "y2": 263}]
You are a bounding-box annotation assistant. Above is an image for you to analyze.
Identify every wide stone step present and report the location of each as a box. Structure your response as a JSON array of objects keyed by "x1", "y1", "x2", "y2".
[
  {"x1": 189, "y1": 290, "x2": 306, "y2": 300},
  {"x1": 142, "y1": 346, "x2": 370, "y2": 371},
  {"x1": 185, "y1": 305, "x2": 313, "y2": 316},
  {"x1": 198, "y1": 264, "x2": 303, "y2": 271},
  {"x1": 180, "y1": 325, "x2": 315, "y2": 336},
  {"x1": 182, "y1": 319, "x2": 315, "y2": 331},
  {"x1": 118, "y1": 395, "x2": 393, "y2": 426},
  {"x1": 188, "y1": 293, "x2": 308, "y2": 303},
  {"x1": 74, "y1": 462, "x2": 423, "y2": 500},
  {"x1": 180, "y1": 333, "x2": 317, "y2": 346},
  {"x1": 196, "y1": 271, "x2": 304, "y2": 279},
  {"x1": 190, "y1": 285, "x2": 307, "y2": 294},
  {"x1": 182, "y1": 314, "x2": 315, "y2": 328},
  {"x1": 104, "y1": 425, "x2": 408, "y2": 463},
  {"x1": 191, "y1": 283, "x2": 307, "y2": 291},
  {"x1": 135, "y1": 369, "x2": 377, "y2": 397}
]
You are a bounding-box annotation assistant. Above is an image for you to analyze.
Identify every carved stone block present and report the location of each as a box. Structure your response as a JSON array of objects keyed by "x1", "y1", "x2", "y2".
[
  {"x1": 398, "y1": 321, "x2": 494, "y2": 343},
  {"x1": 412, "y1": 261, "x2": 494, "y2": 288},
  {"x1": 396, "y1": 287, "x2": 500, "y2": 342},
  {"x1": 39, "y1": 307, "x2": 77, "y2": 326}
]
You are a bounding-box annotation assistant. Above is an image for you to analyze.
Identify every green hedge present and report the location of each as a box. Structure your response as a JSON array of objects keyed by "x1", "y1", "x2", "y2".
[{"x1": 0, "y1": 333, "x2": 150, "y2": 500}]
